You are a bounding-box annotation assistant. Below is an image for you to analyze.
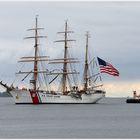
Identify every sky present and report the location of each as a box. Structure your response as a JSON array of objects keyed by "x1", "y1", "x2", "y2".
[{"x1": 0, "y1": 1, "x2": 140, "y2": 97}]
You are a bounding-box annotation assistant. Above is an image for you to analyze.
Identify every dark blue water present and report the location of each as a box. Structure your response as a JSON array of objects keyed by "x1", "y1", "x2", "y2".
[{"x1": 0, "y1": 97, "x2": 140, "y2": 138}]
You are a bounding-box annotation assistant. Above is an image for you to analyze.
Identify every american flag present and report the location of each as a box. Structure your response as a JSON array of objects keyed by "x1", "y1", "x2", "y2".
[{"x1": 97, "y1": 57, "x2": 119, "y2": 76}]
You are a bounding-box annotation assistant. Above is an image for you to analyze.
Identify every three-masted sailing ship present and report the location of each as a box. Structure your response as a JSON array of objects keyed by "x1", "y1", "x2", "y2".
[{"x1": 0, "y1": 16, "x2": 105, "y2": 104}]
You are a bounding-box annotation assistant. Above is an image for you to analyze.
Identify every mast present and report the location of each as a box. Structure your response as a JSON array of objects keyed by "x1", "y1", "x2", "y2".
[
  {"x1": 83, "y1": 31, "x2": 90, "y2": 91},
  {"x1": 52, "y1": 20, "x2": 78, "y2": 95},
  {"x1": 16, "y1": 15, "x2": 47, "y2": 91},
  {"x1": 33, "y1": 15, "x2": 38, "y2": 91},
  {"x1": 62, "y1": 21, "x2": 68, "y2": 94}
]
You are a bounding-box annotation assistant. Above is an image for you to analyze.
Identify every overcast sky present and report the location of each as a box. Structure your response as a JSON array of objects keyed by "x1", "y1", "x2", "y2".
[{"x1": 0, "y1": 1, "x2": 140, "y2": 97}]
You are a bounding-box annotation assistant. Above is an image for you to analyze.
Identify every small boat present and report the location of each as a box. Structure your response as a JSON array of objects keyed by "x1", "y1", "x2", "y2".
[
  {"x1": 126, "y1": 98, "x2": 140, "y2": 103},
  {"x1": 126, "y1": 91, "x2": 140, "y2": 103}
]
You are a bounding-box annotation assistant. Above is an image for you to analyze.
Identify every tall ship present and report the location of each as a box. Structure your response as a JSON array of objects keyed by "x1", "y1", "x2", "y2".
[{"x1": 0, "y1": 16, "x2": 105, "y2": 104}]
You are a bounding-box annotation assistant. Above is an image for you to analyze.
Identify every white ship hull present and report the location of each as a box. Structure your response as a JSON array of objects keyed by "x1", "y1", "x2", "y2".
[{"x1": 10, "y1": 89, "x2": 105, "y2": 104}]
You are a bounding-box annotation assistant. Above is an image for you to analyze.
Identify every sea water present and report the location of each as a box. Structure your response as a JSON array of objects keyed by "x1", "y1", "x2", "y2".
[{"x1": 0, "y1": 97, "x2": 140, "y2": 138}]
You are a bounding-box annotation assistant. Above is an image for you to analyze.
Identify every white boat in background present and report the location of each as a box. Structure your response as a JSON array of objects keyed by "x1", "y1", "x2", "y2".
[{"x1": 0, "y1": 16, "x2": 105, "y2": 104}]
